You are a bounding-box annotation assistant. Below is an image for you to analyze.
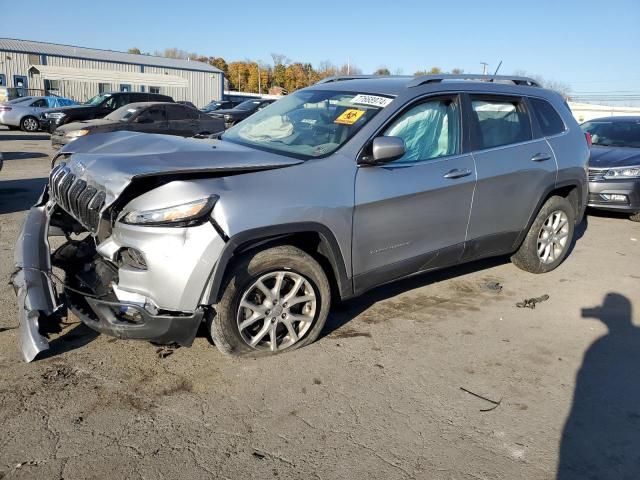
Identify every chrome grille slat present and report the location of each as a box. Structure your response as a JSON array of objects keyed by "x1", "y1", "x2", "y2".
[{"x1": 49, "y1": 162, "x2": 105, "y2": 233}]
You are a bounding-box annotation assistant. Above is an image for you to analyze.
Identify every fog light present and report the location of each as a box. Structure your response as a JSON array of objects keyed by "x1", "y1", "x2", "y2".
[
  {"x1": 600, "y1": 193, "x2": 628, "y2": 203},
  {"x1": 120, "y1": 247, "x2": 147, "y2": 269},
  {"x1": 118, "y1": 306, "x2": 143, "y2": 323}
]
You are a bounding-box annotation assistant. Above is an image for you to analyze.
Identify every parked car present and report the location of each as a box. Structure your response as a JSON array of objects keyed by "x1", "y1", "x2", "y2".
[
  {"x1": 201, "y1": 100, "x2": 235, "y2": 113},
  {"x1": 13, "y1": 74, "x2": 589, "y2": 362},
  {"x1": 51, "y1": 102, "x2": 225, "y2": 148},
  {"x1": 0, "y1": 96, "x2": 77, "y2": 131},
  {"x1": 40, "y1": 91, "x2": 174, "y2": 133},
  {"x1": 581, "y1": 116, "x2": 640, "y2": 222},
  {"x1": 210, "y1": 98, "x2": 276, "y2": 128}
]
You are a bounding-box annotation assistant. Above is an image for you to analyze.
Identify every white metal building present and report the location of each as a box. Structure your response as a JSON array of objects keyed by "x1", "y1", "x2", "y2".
[
  {"x1": 0, "y1": 38, "x2": 224, "y2": 107},
  {"x1": 568, "y1": 101, "x2": 640, "y2": 123}
]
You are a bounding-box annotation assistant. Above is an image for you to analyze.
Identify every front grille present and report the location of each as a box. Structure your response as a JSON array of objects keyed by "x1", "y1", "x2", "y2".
[
  {"x1": 588, "y1": 168, "x2": 605, "y2": 182},
  {"x1": 50, "y1": 162, "x2": 106, "y2": 232}
]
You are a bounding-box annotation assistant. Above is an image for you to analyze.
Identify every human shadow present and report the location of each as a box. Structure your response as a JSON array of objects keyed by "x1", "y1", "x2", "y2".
[
  {"x1": 0, "y1": 177, "x2": 47, "y2": 214},
  {"x1": 557, "y1": 293, "x2": 640, "y2": 480},
  {"x1": 1, "y1": 151, "x2": 49, "y2": 161}
]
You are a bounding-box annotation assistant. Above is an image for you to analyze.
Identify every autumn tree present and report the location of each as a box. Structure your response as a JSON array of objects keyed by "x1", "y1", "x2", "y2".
[
  {"x1": 127, "y1": 47, "x2": 141, "y2": 55},
  {"x1": 374, "y1": 67, "x2": 391, "y2": 75},
  {"x1": 209, "y1": 57, "x2": 228, "y2": 74}
]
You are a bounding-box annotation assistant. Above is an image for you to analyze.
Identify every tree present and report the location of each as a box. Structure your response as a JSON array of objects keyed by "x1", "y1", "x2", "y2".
[
  {"x1": 271, "y1": 53, "x2": 290, "y2": 67},
  {"x1": 374, "y1": 67, "x2": 391, "y2": 76},
  {"x1": 450, "y1": 67, "x2": 464, "y2": 75},
  {"x1": 513, "y1": 70, "x2": 572, "y2": 98},
  {"x1": 227, "y1": 62, "x2": 250, "y2": 91},
  {"x1": 337, "y1": 63, "x2": 362, "y2": 75},
  {"x1": 209, "y1": 57, "x2": 228, "y2": 74},
  {"x1": 428, "y1": 66, "x2": 442, "y2": 74},
  {"x1": 127, "y1": 47, "x2": 141, "y2": 55}
]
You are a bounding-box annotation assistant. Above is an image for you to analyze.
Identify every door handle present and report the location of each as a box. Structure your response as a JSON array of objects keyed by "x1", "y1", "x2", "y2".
[
  {"x1": 531, "y1": 153, "x2": 552, "y2": 162},
  {"x1": 443, "y1": 168, "x2": 472, "y2": 179}
]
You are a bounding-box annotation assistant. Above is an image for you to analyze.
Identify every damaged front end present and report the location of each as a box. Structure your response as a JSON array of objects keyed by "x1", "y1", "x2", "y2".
[{"x1": 12, "y1": 168, "x2": 205, "y2": 362}]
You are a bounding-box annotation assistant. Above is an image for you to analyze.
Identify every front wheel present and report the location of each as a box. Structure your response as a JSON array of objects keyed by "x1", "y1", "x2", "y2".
[
  {"x1": 20, "y1": 116, "x2": 39, "y2": 132},
  {"x1": 209, "y1": 245, "x2": 331, "y2": 357},
  {"x1": 512, "y1": 195, "x2": 575, "y2": 274},
  {"x1": 630, "y1": 212, "x2": 640, "y2": 222}
]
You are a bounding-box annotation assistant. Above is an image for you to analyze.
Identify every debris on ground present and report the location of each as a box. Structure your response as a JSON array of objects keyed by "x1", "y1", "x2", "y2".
[
  {"x1": 460, "y1": 387, "x2": 502, "y2": 412},
  {"x1": 252, "y1": 450, "x2": 266, "y2": 460},
  {"x1": 516, "y1": 294, "x2": 550, "y2": 309},
  {"x1": 155, "y1": 345, "x2": 179, "y2": 359},
  {"x1": 484, "y1": 281, "x2": 503, "y2": 292}
]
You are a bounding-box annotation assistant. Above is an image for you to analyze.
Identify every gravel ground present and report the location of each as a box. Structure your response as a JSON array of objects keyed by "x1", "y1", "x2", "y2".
[{"x1": 0, "y1": 129, "x2": 638, "y2": 480}]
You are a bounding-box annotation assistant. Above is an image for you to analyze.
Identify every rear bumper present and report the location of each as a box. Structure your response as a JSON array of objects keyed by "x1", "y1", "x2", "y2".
[
  {"x1": 12, "y1": 191, "x2": 205, "y2": 362},
  {"x1": 588, "y1": 179, "x2": 640, "y2": 213}
]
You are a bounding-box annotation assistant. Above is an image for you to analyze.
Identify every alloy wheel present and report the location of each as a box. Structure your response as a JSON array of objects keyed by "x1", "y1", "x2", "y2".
[
  {"x1": 237, "y1": 271, "x2": 317, "y2": 351},
  {"x1": 537, "y1": 210, "x2": 570, "y2": 264},
  {"x1": 22, "y1": 117, "x2": 38, "y2": 132}
]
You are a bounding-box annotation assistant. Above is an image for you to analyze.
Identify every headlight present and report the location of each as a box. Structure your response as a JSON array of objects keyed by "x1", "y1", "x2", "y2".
[
  {"x1": 64, "y1": 129, "x2": 90, "y2": 138},
  {"x1": 603, "y1": 166, "x2": 640, "y2": 179},
  {"x1": 46, "y1": 112, "x2": 66, "y2": 119},
  {"x1": 120, "y1": 196, "x2": 218, "y2": 226}
]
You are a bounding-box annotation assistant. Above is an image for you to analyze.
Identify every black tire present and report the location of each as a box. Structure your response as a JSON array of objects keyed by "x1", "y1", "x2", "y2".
[
  {"x1": 20, "y1": 116, "x2": 39, "y2": 132},
  {"x1": 209, "y1": 245, "x2": 331, "y2": 357},
  {"x1": 630, "y1": 212, "x2": 640, "y2": 222},
  {"x1": 511, "y1": 195, "x2": 575, "y2": 274}
]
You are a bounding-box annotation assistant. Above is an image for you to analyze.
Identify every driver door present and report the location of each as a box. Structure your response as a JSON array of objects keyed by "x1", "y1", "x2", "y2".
[
  {"x1": 352, "y1": 94, "x2": 476, "y2": 293},
  {"x1": 130, "y1": 106, "x2": 168, "y2": 134}
]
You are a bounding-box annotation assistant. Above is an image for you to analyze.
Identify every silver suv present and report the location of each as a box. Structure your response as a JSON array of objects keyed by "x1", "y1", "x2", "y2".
[{"x1": 13, "y1": 75, "x2": 589, "y2": 362}]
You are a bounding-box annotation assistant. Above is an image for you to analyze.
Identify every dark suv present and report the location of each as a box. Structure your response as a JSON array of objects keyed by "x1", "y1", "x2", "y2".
[
  {"x1": 13, "y1": 74, "x2": 589, "y2": 362},
  {"x1": 39, "y1": 91, "x2": 174, "y2": 132}
]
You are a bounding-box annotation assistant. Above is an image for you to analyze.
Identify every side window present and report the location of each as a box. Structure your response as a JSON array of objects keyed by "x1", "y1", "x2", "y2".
[
  {"x1": 529, "y1": 97, "x2": 566, "y2": 136},
  {"x1": 166, "y1": 105, "x2": 189, "y2": 120},
  {"x1": 114, "y1": 94, "x2": 130, "y2": 108},
  {"x1": 470, "y1": 97, "x2": 531, "y2": 149},
  {"x1": 149, "y1": 86, "x2": 160, "y2": 94},
  {"x1": 382, "y1": 97, "x2": 461, "y2": 163},
  {"x1": 30, "y1": 99, "x2": 47, "y2": 108},
  {"x1": 138, "y1": 107, "x2": 166, "y2": 123}
]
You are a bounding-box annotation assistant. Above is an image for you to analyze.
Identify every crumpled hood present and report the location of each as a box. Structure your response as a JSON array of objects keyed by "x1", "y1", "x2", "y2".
[
  {"x1": 56, "y1": 130, "x2": 302, "y2": 206},
  {"x1": 589, "y1": 145, "x2": 640, "y2": 168}
]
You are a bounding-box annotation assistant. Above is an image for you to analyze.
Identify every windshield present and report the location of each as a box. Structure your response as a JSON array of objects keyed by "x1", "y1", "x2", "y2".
[
  {"x1": 582, "y1": 120, "x2": 640, "y2": 148},
  {"x1": 105, "y1": 105, "x2": 142, "y2": 122},
  {"x1": 202, "y1": 101, "x2": 224, "y2": 112},
  {"x1": 222, "y1": 90, "x2": 392, "y2": 159},
  {"x1": 84, "y1": 94, "x2": 111, "y2": 106}
]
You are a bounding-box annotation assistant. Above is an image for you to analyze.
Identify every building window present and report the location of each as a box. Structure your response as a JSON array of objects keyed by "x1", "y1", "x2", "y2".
[
  {"x1": 149, "y1": 86, "x2": 160, "y2": 94},
  {"x1": 140, "y1": 85, "x2": 145, "y2": 93},
  {"x1": 44, "y1": 79, "x2": 60, "y2": 93},
  {"x1": 120, "y1": 84, "x2": 132, "y2": 92},
  {"x1": 98, "y1": 83, "x2": 111, "y2": 94},
  {"x1": 0, "y1": 74, "x2": 5, "y2": 86}
]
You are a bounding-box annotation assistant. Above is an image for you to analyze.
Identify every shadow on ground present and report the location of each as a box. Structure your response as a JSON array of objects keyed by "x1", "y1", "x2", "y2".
[
  {"x1": 0, "y1": 177, "x2": 47, "y2": 214},
  {"x1": 557, "y1": 293, "x2": 640, "y2": 479},
  {"x1": 0, "y1": 134, "x2": 50, "y2": 141},
  {"x1": 38, "y1": 322, "x2": 100, "y2": 360}
]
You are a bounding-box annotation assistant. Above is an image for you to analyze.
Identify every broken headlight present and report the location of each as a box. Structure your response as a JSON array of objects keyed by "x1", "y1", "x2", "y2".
[{"x1": 120, "y1": 196, "x2": 218, "y2": 227}]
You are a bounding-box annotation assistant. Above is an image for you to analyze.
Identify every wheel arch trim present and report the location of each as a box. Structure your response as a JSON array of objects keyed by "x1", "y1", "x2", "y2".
[{"x1": 202, "y1": 222, "x2": 353, "y2": 306}]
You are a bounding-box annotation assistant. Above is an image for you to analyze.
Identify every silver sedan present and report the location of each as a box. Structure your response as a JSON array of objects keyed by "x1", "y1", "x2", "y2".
[{"x1": 0, "y1": 96, "x2": 76, "y2": 132}]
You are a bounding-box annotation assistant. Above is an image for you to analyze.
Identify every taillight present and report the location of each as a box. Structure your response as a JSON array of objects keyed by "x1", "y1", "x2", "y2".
[
  {"x1": 0, "y1": 106, "x2": 12, "y2": 112},
  {"x1": 585, "y1": 132, "x2": 592, "y2": 148}
]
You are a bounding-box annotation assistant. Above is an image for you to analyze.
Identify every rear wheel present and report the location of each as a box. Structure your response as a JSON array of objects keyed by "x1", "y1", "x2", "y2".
[
  {"x1": 209, "y1": 245, "x2": 331, "y2": 357},
  {"x1": 512, "y1": 195, "x2": 575, "y2": 273},
  {"x1": 630, "y1": 212, "x2": 640, "y2": 222},
  {"x1": 20, "y1": 116, "x2": 39, "y2": 132}
]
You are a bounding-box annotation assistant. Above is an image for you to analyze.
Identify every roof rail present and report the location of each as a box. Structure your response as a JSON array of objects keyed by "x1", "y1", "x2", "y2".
[
  {"x1": 316, "y1": 75, "x2": 409, "y2": 84},
  {"x1": 407, "y1": 74, "x2": 541, "y2": 88}
]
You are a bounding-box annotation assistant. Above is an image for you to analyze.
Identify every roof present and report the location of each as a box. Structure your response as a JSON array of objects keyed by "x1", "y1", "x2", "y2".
[
  {"x1": 0, "y1": 38, "x2": 222, "y2": 74},
  {"x1": 311, "y1": 75, "x2": 543, "y2": 97}
]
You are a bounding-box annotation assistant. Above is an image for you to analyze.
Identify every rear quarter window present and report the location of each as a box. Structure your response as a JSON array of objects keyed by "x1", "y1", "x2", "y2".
[
  {"x1": 470, "y1": 96, "x2": 532, "y2": 149},
  {"x1": 529, "y1": 97, "x2": 566, "y2": 136}
]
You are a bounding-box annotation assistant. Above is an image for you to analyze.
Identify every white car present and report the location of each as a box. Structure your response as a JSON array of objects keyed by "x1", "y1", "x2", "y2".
[{"x1": 0, "y1": 96, "x2": 76, "y2": 132}]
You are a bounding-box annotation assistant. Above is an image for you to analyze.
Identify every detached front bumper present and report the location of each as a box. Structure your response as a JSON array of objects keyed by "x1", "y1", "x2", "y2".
[
  {"x1": 12, "y1": 201, "x2": 61, "y2": 362},
  {"x1": 12, "y1": 194, "x2": 205, "y2": 362},
  {"x1": 588, "y1": 179, "x2": 640, "y2": 213}
]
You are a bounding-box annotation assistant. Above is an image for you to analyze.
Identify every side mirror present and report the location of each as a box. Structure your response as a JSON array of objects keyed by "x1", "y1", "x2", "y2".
[{"x1": 359, "y1": 136, "x2": 405, "y2": 165}]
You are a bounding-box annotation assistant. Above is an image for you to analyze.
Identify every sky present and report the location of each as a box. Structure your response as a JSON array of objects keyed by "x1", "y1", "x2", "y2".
[{"x1": 2, "y1": 0, "x2": 639, "y2": 103}]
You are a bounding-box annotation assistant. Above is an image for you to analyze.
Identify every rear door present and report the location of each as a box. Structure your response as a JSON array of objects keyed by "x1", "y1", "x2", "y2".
[
  {"x1": 165, "y1": 104, "x2": 195, "y2": 136},
  {"x1": 462, "y1": 94, "x2": 557, "y2": 260},
  {"x1": 352, "y1": 94, "x2": 476, "y2": 293}
]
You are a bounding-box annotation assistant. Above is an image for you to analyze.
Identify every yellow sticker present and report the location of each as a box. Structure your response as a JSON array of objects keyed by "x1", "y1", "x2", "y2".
[{"x1": 334, "y1": 109, "x2": 365, "y2": 125}]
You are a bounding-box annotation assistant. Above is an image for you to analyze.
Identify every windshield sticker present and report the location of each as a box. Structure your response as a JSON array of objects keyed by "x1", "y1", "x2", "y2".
[
  {"x1": 335, "y1": 109, "x2": 365, "y2": 125},
  {"x1": 350, "y1": 94, "x2": 393, "y2": 108}
]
